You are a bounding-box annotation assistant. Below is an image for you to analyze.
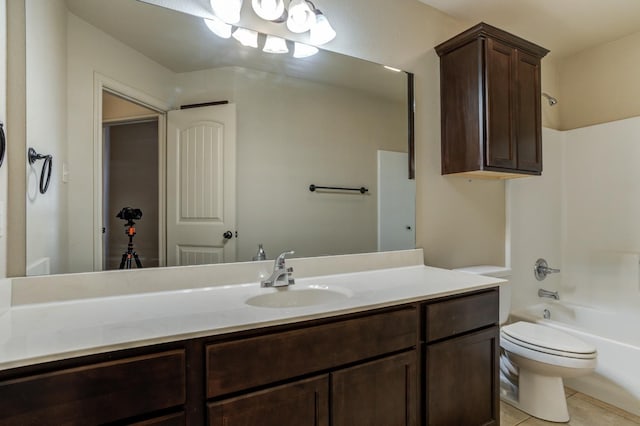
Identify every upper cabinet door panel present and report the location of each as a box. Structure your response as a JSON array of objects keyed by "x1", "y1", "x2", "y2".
[
  {"x1": 440, "y1": 39, "x2": 484, "y2": 174},
  {"x1": 485, "y1": 38, "x2": 517, "y2": 170},
  {"x1": 516, "y1": 51, "x2": 543, "y2": 172}
]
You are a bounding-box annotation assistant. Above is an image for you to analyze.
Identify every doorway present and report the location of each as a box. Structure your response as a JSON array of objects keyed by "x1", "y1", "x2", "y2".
[{"x1": 102, "y1": 91, "x2": 163, "y2": 269}]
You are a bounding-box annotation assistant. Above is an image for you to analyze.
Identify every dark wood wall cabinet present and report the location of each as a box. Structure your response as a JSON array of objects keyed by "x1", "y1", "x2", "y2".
[
  {"x1": 0, "y1": 288, "x2": 499, "y2": 425},
  {"x1": 435, "y1": 22, "x2": 549, "y2": 178}
]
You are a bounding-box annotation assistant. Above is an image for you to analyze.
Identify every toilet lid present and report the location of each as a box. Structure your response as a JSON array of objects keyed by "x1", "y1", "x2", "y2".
[{"x1": 501, "y1": 321, "x2": 596, "y2": 355}]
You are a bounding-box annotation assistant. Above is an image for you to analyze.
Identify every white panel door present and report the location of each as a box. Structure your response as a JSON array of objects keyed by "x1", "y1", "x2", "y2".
[
  {"x1": 166, "y1": 104, "x2": 236, "y2": 266},
  {"x1": 377, "y1": 151, "x2": 416, "y2": 251}
]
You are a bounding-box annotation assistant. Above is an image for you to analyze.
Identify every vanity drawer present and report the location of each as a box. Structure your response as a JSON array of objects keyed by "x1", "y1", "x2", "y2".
[
  {"x1": 424, "y1": 289, "x2": 498, "y2": 342},
  {"x1": 0, "y1": 350, "x2": 186, "y2": 425},
  {"x1": 206, "y1": 307, "x2": 418, "y2": 397}
]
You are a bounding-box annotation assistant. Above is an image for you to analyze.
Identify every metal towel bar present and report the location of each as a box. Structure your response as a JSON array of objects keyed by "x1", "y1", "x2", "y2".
[
  {"x1": 309, "y1": 184, "x2": 368, "y2": 194},
  {"x1": 28, "y1": 147, "x2": 53, "y2": 194}
]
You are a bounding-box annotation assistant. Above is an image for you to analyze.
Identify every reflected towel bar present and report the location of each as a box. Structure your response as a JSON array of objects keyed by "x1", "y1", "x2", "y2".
[
  {"x1": 28, "y1": 147, "x2": 53, "y2": 194},
  {"x1": 309, "y1": 184, "x2": 368, "y2": 194}
]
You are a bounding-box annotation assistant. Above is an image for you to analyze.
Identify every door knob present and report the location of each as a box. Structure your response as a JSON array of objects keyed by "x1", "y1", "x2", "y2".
[{"x1": 223, "y1": 230, "x2": 233, "y2": 240}]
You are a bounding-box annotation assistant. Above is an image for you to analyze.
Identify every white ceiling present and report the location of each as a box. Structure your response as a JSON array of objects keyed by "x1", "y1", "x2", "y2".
[
  {"x1": 418, "y1": 0, "x2": 640, "y2": 58},
  {"x1": 64, "y1": 0, "x2": 406, "y2": 102}
]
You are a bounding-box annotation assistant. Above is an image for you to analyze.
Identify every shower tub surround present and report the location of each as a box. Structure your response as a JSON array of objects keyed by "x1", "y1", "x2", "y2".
[{"x1": 508, "y1": 118, "x2": 640, "y2": 417}]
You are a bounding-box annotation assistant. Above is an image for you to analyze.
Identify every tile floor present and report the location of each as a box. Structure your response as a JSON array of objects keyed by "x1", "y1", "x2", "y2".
[{"x1": 500, "y1": 388, "x2": 640, "y2": 426}]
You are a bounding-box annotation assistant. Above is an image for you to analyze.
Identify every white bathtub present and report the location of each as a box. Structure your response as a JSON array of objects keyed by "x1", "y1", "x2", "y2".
[{"x1": 510, "y1": 303, "x2": 640, "y2": 416}]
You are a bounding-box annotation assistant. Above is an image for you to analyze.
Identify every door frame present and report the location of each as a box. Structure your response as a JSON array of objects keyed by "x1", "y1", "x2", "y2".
[{"x1": 93, "y1": 73, "x2": 170, "y2": 270}]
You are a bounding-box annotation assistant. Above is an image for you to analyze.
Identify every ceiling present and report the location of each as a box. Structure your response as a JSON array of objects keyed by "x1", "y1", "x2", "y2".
[
  {"x1": 64, "y1": 0, "x2": 406, "y2": 102},
  {"x1": 418, "y1": 0, "x2": 640, "y2": 58}
]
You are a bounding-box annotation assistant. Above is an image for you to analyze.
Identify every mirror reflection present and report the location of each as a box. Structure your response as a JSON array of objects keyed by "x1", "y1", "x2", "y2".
[{"x1": 24, "y1": 0, "x2": 415, "y2": 276}]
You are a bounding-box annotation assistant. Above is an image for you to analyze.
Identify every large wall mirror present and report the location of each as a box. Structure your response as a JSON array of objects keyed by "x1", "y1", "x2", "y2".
[{"x1": 23, "y1": 0, "x2": 415, "y2": 276}]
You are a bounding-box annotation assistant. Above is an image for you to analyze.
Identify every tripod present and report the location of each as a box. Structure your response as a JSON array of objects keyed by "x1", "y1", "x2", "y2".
[{"x1": 119, "y1": 218, "x2": 143, "y2": 269}]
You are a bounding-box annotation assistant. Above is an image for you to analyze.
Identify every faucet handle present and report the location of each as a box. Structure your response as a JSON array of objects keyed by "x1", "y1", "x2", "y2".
[
  {"x1": 534, "y1": 258, "x2": 560, "y2": 281},
  {"x1": 286, "y1": 266, "x2": 294, "y2": 273},
  {"x1": 275, "y1": 250, "x2": 295, "y2": 268}
]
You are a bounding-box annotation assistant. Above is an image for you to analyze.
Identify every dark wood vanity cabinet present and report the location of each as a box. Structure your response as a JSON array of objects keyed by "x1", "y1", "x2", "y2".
[
  {"x1": 435, "y1": 22, "x2": 549, "y2": 177},
  {"x1": 205, "y1": 307, "x2": 418, "y2": 426},
  {"x1": 0, "y1": 289, "x2": 499, "y2": 426},
  {"x1": 423, "y1": 288, "x2": 500, "y2": 426}
]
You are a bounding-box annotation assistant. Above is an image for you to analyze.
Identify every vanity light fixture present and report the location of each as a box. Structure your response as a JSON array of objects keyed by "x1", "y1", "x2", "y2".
[
  {"x1": 208, "y1": 0, "x2": 336, "y2": 47},
  {"x1": 210, "y1": 0, "x2": 243, "y2": 24},
  {"x1": 263, "y1": 35, "x2": 289, "y2": 53},
  {"x1": 293, "y1": 42, "x2": 318, "y2": 58},
  {"x1": 204, "y1": 16, "x2": 233, "y2": 39},
  {"x1": 384, "y1": 65, "x2": 402, "y2": 72},
  {"x1": 232, "y1": 27, "x2": 259, "y2": 48}
]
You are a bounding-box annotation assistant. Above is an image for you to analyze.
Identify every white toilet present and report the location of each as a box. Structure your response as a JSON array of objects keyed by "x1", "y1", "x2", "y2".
[{"x1": 454, "y1": 266, "x2": 597, "y2": 423}]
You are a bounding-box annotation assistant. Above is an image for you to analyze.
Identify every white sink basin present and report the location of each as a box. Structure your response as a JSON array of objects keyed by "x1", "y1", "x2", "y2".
[{"x1": 246, "y1": 285, "x2": 352, "y2": 308}]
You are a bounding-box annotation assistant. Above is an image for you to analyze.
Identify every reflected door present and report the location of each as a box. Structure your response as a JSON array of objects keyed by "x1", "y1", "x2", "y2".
[
  {"x1": 166, "y1": 104, "x2": 237, "y2": 266},
  {"x1": 377, "y1": 151, "x2": 416, "y2": 251}
]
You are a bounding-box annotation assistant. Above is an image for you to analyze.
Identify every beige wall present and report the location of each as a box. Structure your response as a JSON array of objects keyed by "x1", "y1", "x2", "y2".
[
  {"x1": 540, "y1": 57, "x2": 561, "y2": 130},
  {"x1": 558, "y1": 30, "x2": 640, "y2": 130},
  {"x1": 25, "y1": 0, "x2": 68, "y2": 275}
]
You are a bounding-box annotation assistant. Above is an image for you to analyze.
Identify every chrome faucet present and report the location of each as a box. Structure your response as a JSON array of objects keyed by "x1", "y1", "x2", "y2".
[
  {"x1": 538, "y1": 288, "x2": 559, "y2": 300},
  {"x1": 260, "y1": 250, "x2": 295, "y2": 288}
]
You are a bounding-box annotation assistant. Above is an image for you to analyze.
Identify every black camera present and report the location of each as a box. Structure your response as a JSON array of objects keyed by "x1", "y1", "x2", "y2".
[{"x1": 116, "y1": 207, "x2": 142, "y2": 221}]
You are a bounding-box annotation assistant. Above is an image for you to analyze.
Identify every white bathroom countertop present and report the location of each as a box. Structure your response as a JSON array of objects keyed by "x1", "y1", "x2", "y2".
[{"x1": 0, "y1": 265, "x2": 503, "y2": 371}]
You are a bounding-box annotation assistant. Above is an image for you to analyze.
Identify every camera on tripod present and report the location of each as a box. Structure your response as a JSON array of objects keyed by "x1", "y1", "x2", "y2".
[
  {"x1": 116, "y1": 207, "x2": 142, "y2": 222},
  {"x1": 116, "y1": 206, "x2": 143, "y2": 269}
]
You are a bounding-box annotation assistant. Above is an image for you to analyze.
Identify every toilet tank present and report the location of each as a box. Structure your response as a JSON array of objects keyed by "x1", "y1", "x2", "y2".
[{"x1": 452, "y1": 265, "x2": 512, "y2": 324}]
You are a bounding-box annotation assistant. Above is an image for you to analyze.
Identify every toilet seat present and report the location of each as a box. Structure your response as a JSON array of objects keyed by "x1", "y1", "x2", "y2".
[{"x1": 501, "y1": 321, "x2": 596, "y2": 358}]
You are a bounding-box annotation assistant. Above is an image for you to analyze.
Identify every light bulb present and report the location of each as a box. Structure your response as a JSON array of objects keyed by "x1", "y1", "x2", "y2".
[
  {"x1": 263, "y1": 35, "x2": 289, "y2": 54},
  {"x1": 204, "y1": 17, "x2": 232, "y2": 39},
  {"x1": 232, "y1": 28, "x2": 259, "y2": 48},
  {"x1": 251, "y1": 0, "x2": 285, "y2": 21},
  {"x1": 287, "y1": 0, "x2": 315, "y2": 33},
  {"x1": 309, "y1": 10, "x2": 336, "y2": 45},
  {"x1": 210, "y1": 0, "x2": 243, "y2": 24},
  {"x1": 309, "y1": 11, "x2": 336, "y2": 45},
  {"x1": 293, "y1": 42, "x2": 318, "y2": 58}
]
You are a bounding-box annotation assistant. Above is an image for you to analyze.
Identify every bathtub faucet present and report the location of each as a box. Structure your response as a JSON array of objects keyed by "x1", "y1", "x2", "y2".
[{"x1": 538, "y1": 288, "x2": 559, "y2": 300}]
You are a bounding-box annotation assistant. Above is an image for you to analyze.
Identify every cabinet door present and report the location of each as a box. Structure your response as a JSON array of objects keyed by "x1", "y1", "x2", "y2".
[
  {"x1": 208, "y1": 375, "x2": 328, "y2": 426},
  {"x1": 426, "y1": 326, "x2": 499, "y2": 426},
  {"x1": 0, "y1": 350, "x2": 186, "y2": 425},
  {"x1": 485, "y1": 38, "x2": 517, "y2": 170},
  {"x1": 515, "y1": 50, "x2": 543, "y2": 172},
  {"x1": 332, "y1": 351, "x2": 417, "y2": 426}
]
